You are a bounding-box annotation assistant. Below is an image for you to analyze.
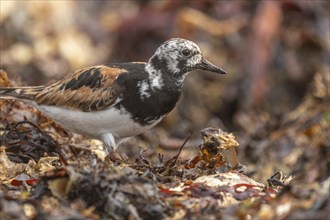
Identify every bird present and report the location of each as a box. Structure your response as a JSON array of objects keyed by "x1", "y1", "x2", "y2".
[{"x1": 0, "y1": 38, "x2": 226, "y2": 155}]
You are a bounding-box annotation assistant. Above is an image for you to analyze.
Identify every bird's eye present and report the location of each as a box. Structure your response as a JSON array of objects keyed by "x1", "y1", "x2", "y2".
[{"x1": 181, "y1": 49, "x2": 191, "y2": 56}]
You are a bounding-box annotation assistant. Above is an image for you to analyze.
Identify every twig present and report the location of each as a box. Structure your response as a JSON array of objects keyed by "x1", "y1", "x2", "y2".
[{"x1": 170, "y1": 132, "x2": 192, "y2": 167}]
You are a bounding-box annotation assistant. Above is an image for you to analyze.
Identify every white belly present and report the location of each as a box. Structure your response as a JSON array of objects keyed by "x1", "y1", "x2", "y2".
[{"x1": 37, "y1": 105, "x2": 161, "y2": 139}]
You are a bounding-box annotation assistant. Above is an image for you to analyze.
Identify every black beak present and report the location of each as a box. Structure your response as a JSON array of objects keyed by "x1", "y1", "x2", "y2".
[{"x1": 197, "y1": 58, "x2": 227, "y2": 74}]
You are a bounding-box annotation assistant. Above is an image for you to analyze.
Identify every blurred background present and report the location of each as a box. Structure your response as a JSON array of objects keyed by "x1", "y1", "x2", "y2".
[{"x1": 0, "y1": 0, "x2": 329, "y2": 195}]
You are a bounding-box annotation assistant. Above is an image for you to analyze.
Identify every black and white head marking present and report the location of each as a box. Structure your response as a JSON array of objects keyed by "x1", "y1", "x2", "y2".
[
  {"x1": 139, "y1": 38, "x2": 203, "y2": 97},
  {"x1": 139, "y1": 39, "x2": 203, "y2": 99},
  {"x1": 153, "y1": 38, "x2": 203, "y2": 76},
  {"x1": 139, "y1": 38, "x2": 225, "y2": 100}
]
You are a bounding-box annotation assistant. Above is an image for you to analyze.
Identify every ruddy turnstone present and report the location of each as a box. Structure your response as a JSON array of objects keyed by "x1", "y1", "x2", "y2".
[{"x1": 0, "y1": 38, "x2": 226, "y2": 155}]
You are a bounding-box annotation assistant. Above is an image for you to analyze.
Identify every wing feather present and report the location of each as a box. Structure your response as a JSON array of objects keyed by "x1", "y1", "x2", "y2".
[{"x1": 35, "y1": 65, "x2": 126, "y2": 111}]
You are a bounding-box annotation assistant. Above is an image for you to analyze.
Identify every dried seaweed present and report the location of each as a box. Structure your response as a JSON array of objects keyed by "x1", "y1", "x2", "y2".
[{"x1": 2, "y1": 120, "x2": 60, "y2": 163}]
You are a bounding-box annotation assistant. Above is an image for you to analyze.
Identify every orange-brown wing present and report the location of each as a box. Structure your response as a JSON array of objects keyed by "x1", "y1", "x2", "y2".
[{"x1": 35, "y1": 65, "x2": 127, "y2": 111}]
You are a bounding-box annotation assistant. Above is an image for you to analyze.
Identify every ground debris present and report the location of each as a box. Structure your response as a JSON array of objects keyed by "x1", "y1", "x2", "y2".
[
  {"x1": 30, "y1": 165, "x2": 169, "y2": 220},
  {"x1": 199, "y1": 127, "x2": 239, "y2": 169},
  {"x1": 2, "y1": 120, "x2": 60, "y2": 163},
  {"x1": 130, "y1": 128, "x2": 242, "y2": 185}
]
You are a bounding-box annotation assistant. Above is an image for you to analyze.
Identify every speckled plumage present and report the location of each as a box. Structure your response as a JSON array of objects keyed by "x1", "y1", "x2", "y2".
[{"x1": 0, "y1": 38, "x2": 226, "y2": 154}]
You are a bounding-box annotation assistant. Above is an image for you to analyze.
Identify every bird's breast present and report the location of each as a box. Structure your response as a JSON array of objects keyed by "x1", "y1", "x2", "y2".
[{"x1": 118, "y1": 86, "x2": 181, "y2": 126}]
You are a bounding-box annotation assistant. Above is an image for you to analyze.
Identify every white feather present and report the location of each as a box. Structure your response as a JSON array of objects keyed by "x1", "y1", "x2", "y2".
[
  {"x1": 37, "y1": 104, "x2": 161, "y2": 149},
  {"x1": 137, "y1": 80, "x2": 151, "y2": 99}
]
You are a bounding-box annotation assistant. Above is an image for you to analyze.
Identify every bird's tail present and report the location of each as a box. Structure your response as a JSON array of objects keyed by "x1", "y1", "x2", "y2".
[{"x1": 0, "y1": 86, "x2": 43, "y2": 100}]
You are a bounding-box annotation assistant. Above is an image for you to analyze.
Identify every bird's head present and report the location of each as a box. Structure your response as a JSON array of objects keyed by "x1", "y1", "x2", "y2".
[{"x1": 147, "y1": 38, "x2": 226, "y2": 79}]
